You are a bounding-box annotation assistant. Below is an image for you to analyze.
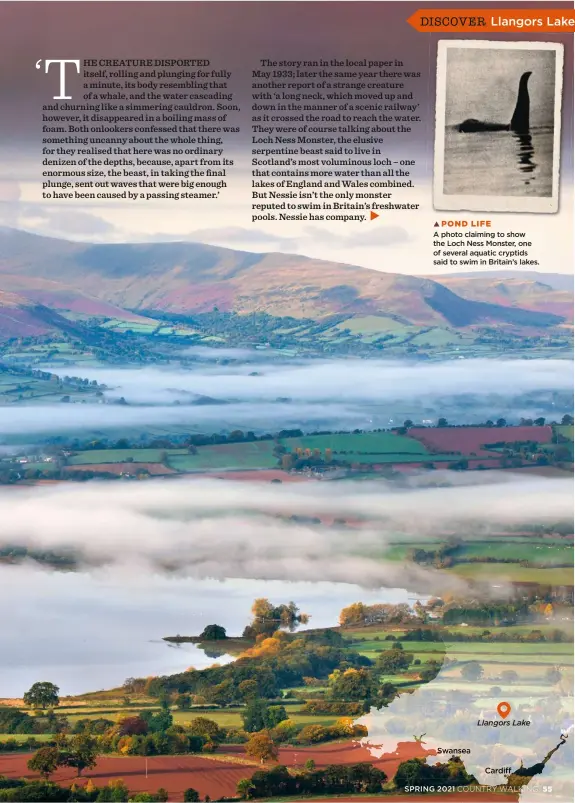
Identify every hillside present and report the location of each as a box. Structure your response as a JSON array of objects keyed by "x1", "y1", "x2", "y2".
[
  {"x1": 434, "y1": 271, "x2": 574, "y2": 292},
  {"x1": 0, "y1": 289, "x2": 84, "y2": 340},
  {"x1": 0, "y1": 275, "x2": 157, "y2": 325},
  {"x1": 0, "y1": 229, "x2": 565, "y2": 333},
  {"x1": 433, "y1": 275, "x2": 574, "y2": 322}
]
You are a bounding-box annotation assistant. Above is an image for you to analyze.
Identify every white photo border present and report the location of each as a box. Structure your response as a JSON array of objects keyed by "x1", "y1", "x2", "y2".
[{"x1": 433, "y1": 39, "x2": 564, "y2": 214}]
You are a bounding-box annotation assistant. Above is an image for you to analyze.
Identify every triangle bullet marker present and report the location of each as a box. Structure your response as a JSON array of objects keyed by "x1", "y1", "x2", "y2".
[{"x1": 370, "y1": 211, "x2": 379, "y2": 220}]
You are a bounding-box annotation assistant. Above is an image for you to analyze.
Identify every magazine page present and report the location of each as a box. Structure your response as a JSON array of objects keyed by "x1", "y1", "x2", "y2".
[{"x1": 0, "y1": 2, "x2": 573, "y2": 802}]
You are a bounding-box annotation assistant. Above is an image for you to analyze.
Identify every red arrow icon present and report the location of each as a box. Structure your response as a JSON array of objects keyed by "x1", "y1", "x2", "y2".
[{"x1": 370, "y1": 211, "x2": 379, "y2": 221}]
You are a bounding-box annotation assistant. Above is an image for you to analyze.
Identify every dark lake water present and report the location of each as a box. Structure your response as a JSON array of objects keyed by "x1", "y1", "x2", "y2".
[{"x1": 444, "y1": 126, "x2": 554, "y2": 198}]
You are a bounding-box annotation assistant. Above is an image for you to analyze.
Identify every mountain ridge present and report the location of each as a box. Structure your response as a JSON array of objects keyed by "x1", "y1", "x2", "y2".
[
  {"x1": 432, "y1": 270, "x2": 573, "y2": 292},
  {"x1": 0, "y1": 228, "x2": 567, "y2": 337}
]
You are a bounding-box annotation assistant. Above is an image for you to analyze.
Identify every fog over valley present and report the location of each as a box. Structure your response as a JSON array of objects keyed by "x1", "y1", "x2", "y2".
[
  {"x1": 0, "y1": 471, "x2": 571, "y2": 696},
  {"x1": 1, "y1": 356, "x2": 571, "y2": 440}
]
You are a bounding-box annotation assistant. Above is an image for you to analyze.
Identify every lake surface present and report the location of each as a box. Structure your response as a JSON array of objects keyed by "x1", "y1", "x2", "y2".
[
  {"x1": 444, "y1": 126, "x2": 554, "y2": 198},
  {"x1": 0, "y1": 565, "x2": 412, "y2": 697}
]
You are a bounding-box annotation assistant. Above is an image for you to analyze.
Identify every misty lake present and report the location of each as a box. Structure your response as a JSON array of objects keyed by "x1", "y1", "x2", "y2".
[
  {"x1": 444, "y1": 126, "x2": 554, "y2": 198},
  {"x1": 0, "y1": 566, "x2": 412, "y2": 697}
]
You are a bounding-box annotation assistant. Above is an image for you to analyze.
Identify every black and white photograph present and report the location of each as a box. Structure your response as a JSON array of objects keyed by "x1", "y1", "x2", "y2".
[{"x1": 434, "y1": 40, "x2": 564, "y2": 213}]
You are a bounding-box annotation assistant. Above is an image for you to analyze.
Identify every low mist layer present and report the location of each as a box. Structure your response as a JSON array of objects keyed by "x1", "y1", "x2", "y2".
[
  {"x1": 72, "y1": 357, "x2": 573, "y2": 405},
  {"x1": 0, "y1": 473, "x2": 571, "y2": 595},
  {"x1": 2, "y1": 356, "x2": 570, "y2": 440}
]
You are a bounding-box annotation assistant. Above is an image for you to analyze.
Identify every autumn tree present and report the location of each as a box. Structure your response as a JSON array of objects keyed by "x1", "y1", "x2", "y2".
[
  {"x1": 328, "y1": 668, "x2": 380, "y2": 702},
  {"x1": 23, "y1": 681, "x2": 60, "y2": 710},
  {"x1": 60, "y1": 733, "x2": 99, "y2": 777},
  {"x1": 187, "y1": 717, "x2": 225, "y2": 744},
  {"x1": 238, "y1": 679, "x2": 259, "y2": 701},
  {"x1": 245, "y1": 730, "x2": 279, "y2": 764},
  {"x1": 27, "y1": 746, "x2": 61, "y2": 779},
  {"x1": 99, "y1": 779, "x2": 130, "y2": 801},
  {"x1": 376, "y1": 649, "x2": 414, "y2": 674},
  {"x1": 118, "y1": 716, "x2": 149, "y2": 736},
  {"x1": 339, "y1": 602, "x2": 367, "y2": 627},
  {"x1": 249, "y1": 598, "x2": 310, "y2": 636},
  {"x1": 176, "y1": 693, "x2": 191, "y2": 710},
  {"x1": 339, "y1": 602, "x2": 415, "y2": 628},
  {"x1": 236, "y1": 778, "x2": 255, "y2": 800}
]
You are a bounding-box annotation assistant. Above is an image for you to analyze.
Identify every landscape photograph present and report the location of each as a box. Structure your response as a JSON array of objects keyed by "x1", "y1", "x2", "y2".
[
  {"x1": 0, "y1": 226, "x2": 573, "y2": 803},
  {"x1": 0, "y1": 1, "x2": 573, "y2": 801}
]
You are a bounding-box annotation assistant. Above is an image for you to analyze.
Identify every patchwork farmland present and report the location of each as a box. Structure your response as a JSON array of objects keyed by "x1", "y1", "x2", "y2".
[{"x1": 32, "y1": 424, "x2": 570, "y2": 482}]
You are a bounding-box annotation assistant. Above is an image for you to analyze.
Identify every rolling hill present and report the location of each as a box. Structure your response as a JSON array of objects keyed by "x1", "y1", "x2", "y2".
[
  {"x1": 432, "y1": 275, "x2": 573, "y2": 323},
  {"x1": 434, "y1": 270, "x2": 573, "y2": 292},
  {"x1": 0, "y1": 228, "x2": 567, "y2": 337},
  {"x1": 0, "y1": 275, "x2": 159, "y2": 326},
  {"x1": 0, "y1": 289, "x2": 82, "y2": 339}
]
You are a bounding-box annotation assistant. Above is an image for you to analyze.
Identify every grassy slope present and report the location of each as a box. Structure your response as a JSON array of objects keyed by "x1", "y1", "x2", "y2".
[
  {"x1": 68, "y1": 449, "x2": 188, "y2": 465},
  {"x1": 556, "y1": 425, "x2": 574, "y2": 440},
  {"x1": 385, "y1": 540, "x2": 573, "y2": 564},
  {"x1": 446, "y1": 564, "x2": 573, "y2": 584},
  {"x1": 3, "y1": 620, "x2": 571, "y2": 744},
  {"x1": 0, "y1": 229, "x2": 567, "y2": 328},
  {"x1": 67, "y1": 432, "x2": 451, "y2": 473}
]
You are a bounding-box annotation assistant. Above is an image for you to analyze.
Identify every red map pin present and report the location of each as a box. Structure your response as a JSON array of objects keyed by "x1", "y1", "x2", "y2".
[{"x1": 497, "y1": 701, "x2": 511, "y2": 719}]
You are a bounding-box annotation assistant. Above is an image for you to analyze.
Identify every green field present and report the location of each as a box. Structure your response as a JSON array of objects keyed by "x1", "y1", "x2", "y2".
[
  {"x1": 0, "y1": 733, "x2": 54, "y2": 743},
  {"x1": 354, "y1": 641, "x2": 573, "y2": 656},
  {"x1": 345, "y1": 623, "x2": 571, "y2": 639},
  {"x1": 444, "y1": 623, "x2": 571, "y2": 636},
  {"x1": 440, "y1": 661, "x2": 573, "y2": 682},
  {"x1": 67, "y1": 448, "x2": 187, "y2": 465},
  {"x1": 283, "y1": 432, "x2": 427, "y2": 455},
  {"x1": 6, "y1": 702, "x2": 340, "y2": 732},
  {"x1": 171, "y1": 709, "x2": 338, "y2": 728},
  {"x1": 409, "y1": 328, "x2": 465, "y2": 347},
  {"x1": 18, "y1": 425, "x2": 573, "y2": 476},
  {"x1": 168, "y1": 441, "x2": 279, "y2": 471},
  {"x1": 280, "y1": 431, "x2": 455, "y2": 464},
  {"x1": 452, "y1": 541, "x2": 573, "y2": 564},
  {"x1": 332, "y1": 316, "x2": 414, "y2": 335},
  {"x1": 352, "y1": 641, "x2": 572, "y2": 662},
  {"x1": 344, "y1": 627, "x2": 574, "y2": 679},
  {"x1": 100, "y1": 320, "x2": 158, "y2": 334},
  {"x1": 384, "y1": 540, "x2": 573, "y2": 566},
  {"x1": 65, "y1": 431, "x2": 459, "y2": 473},
  {"x1": 4, "y1": 617, "x2": 571, "y2": 744},
  {"x1": 555, "y1": 425, "x2": 574, "y2": 441},
  {"x1": 447, "y1": 563, "x2": 574, "y2": 584},
  {"x1": 0, "y1": 363, "x2": 101, "y2": 405},
  {"x1": 18, "y1": 461, "x2": 59, "y2": 474},
  {"x1": 100, "y1": 319, "x2": 200, "y2": 336}
]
